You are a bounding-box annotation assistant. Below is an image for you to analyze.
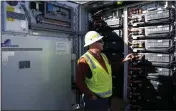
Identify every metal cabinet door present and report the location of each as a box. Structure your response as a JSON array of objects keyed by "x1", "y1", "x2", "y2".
[{"x1": 2, "y1": 36, "x2": 72, "y2": 110}]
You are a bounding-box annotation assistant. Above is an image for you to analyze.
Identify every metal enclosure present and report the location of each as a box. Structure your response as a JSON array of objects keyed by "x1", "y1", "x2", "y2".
[
  {"x1": 2, "y1": 34, "x2": 72, "y2": 110},
  {"x1": 0, "y1": 1, "x2": 2, "y2": 110},
  {"x1": 1, "y1": 1, "x2": 82, "y2": 110},
  {"x1": 1, "y1": 1, "x2": 29, "y2": 33},
  {"x1": 2, "y1": 1, "x2": 175, "y2": 111},
  {"x1": 28, "y1": 2, "x2": 74, "y2": 33},
  {"x1": 78, "y1": 1, "x2": 176, "y2": 110}
]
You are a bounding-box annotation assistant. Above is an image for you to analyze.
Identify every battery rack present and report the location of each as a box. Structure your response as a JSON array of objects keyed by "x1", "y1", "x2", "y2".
[{"x1": 128, "y1": 1, "x2": 176, "y2": 110}]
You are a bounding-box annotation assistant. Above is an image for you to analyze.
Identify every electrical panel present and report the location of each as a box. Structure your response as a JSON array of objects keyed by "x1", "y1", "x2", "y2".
[
  {"x1": 1, "y1": 1, "x2": 74, "y2": 33},
  {"x1": 25, "y1": 1, "x2": 73, "y2": 32},
  {"x1": 128, "y1": 1, "x2": 176, "y2": 110},
  {"x1": 1, "y1": 1, "x2": 78, "y2": 110},
  {"x1": 1, "y1": 1, "x2": 28, "y2": 33}
]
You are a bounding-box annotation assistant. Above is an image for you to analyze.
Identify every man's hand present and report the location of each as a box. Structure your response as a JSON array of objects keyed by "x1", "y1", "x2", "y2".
[{"x1": 122, "y1": 53, "x2": 134, "y2": 62}]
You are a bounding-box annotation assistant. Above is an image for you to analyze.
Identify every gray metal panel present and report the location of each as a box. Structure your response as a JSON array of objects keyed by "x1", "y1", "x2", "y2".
[
  {"x1": 2, "y1": 35, "x2": 72, "y2": 110},
  {"x1": 79, "y1": 5, "x2": 89, "y2": 33},
  {"x1": 79, "y1": 5, "x2": 89, "y2": 55},
  {"x1": 0, "y1": 1, "x2": 2, "y2": 110}
]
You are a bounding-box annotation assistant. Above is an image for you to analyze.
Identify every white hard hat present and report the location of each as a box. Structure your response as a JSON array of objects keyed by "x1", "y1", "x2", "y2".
[{"x1": 84, "y1": 31, "x2": 104, "y2": 47}]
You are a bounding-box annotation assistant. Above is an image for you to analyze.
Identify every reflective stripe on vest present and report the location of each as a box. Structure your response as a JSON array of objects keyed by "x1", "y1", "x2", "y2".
[
  {"x1": 85, "y1": 54, "x2": 96, "y2": 69},
  {"x1": 96, "y1": 90, "x2": 112, "y2": 98}
]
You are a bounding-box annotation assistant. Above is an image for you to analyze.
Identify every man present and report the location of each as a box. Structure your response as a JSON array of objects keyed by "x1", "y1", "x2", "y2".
[{"x1": 76, "y1": 31, "x2": 133, "y2": 111}]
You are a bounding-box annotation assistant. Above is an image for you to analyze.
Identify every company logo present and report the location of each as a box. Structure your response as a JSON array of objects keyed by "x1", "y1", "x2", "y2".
[{"x1": 1, "y1": 39, "x2": 19, "y2": 47}]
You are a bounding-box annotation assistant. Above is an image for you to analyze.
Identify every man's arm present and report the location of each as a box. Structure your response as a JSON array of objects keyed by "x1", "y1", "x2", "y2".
[{"x1": 76, "y1": 57, "x2": 95, "y2": 99}]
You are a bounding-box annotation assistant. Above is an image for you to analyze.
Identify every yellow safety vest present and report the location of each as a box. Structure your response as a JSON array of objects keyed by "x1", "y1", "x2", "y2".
[{"x1": 78, "y1": 51, "x2": 112, "y2": 98}]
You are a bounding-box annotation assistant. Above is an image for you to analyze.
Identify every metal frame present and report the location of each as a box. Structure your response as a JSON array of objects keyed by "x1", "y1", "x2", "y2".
[
  {"x1": 0, "y1": 1, "x2": 2, "y2": 110},
  {"x1": 123, "y1": 7, "x2": 128, "y2": 101},
  {"x1": 78, "y1": 5, "x2": 89, "y2": 56},
  {"x1": 71, "y1": 2, "x2": 79, "y2": 82}
]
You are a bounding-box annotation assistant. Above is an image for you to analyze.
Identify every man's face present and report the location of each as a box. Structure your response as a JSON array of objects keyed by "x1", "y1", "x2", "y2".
[{"x1": 94, "y1": 39, "x2": 104, "y2": 51}]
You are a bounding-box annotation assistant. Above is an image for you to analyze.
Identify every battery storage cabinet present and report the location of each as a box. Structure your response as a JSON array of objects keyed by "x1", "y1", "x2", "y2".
[
  {"x1": 128, "y1": 1, "x2": 176, "y2": 110},
  {"x1": 84, "y1": 1, "x2": 176, "y2": 111}
]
